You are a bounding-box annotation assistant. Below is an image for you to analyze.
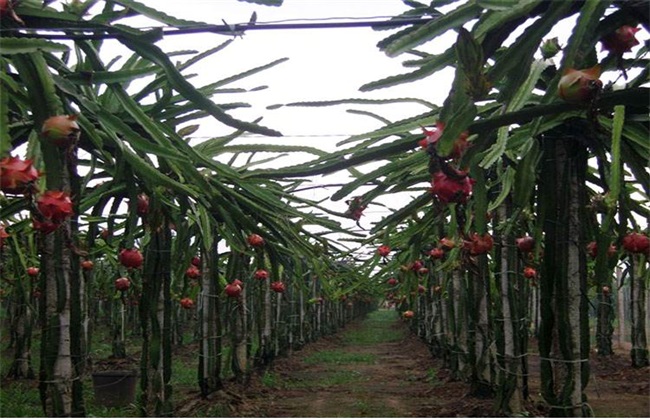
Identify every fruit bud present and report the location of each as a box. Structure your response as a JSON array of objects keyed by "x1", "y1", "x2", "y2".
[{"x1": 540, "y1": 37, "x2": 561, "y2": 59}]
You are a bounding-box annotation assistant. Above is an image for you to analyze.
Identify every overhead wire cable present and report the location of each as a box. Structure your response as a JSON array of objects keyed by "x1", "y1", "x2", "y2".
[{"x1": 0, "y1": 16, "x2": 436, "y2": 40}]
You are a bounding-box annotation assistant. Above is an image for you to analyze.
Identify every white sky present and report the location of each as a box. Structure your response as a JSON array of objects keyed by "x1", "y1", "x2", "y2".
[
  {"x1": 124, "y1": 0, "x2": 451, "y2": 249},
  {"x1": 133, "y1": 0, "x2": 451, "y2": 141},
  {"x1": 93, "y1": 0, "x2": 646, "y2": 253},
  {"x1": 35, "y1": 1, "x2": 648, "y2": 253}
]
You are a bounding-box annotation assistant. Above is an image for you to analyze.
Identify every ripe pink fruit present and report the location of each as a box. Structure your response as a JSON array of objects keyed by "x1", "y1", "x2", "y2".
[
  {"x1": 41, "y1": 115, "x2": 80, "y2": 147},
  {"x1": 0, "y1": 156, "x2": 40, "y2": 195},
  {"x1": 411, "y1": 260, "x2": 424, "y2": 272},
  {"x1": 119, "y1": 248, "x2": 143, "y2": 269},
  {"x1": 36, "y1": 190, "x2": 74, "y2": 223},
  {"x1": 247, "y1": 233, "x2": 265, "y2": 248},
  {"x1": 464, "y1": 233, "x2": 494, "y2": 255},
  {"x1": 254, "y1": 269, "x2": 269, "y2": 281},
  {"x1": 523, "y1": 267, "x2": 537, "y2": 279},
  {"x1": 27, "y1": 267, "x2": 39, "y2": 277},
  {"x1": 403, "y1": 310, "x2": 414, "y2": 319},
  {"x1": 81, "y1": 260, "x2": 94, "y2": 271},
  {"x1": 185, "y1": 265, "x2": 200, "y2": 279},
  {"x1": 377, "y1": 245, "x2": 391, "y2": 257},
  {"x1": 430, "y1": 170, "x2": 474, "y2": 204},
  {"x1": 271, "y1": 281, "x2": 286, "y2": 293},
  {"x1": 191, "y1": 256, "x2": 201, "y2": 267},
  {"x1": 387, "y1": 278, "x2": 398, "y2": 286},
  {"x1": 600, "y1": 25, "x2": 641, "y2": 55},
  {"x1": 515, "y1": 236, "x2": 535, "y2": 253},
  {"x1": 225, "y1": 282, "x2": 242, "y2": 298},
  {"x1": 429, "y1": 248, "x2": 444, "y2": 260},
  {"x1": 621, "y1": 232, "x2": 649, "y2": 254},
  {"x1": 180, "y1": 297, "x2": 194, "y2": 309},
  {"x1": 115, "y1": 277, "x2": 131, "y2": 291}
]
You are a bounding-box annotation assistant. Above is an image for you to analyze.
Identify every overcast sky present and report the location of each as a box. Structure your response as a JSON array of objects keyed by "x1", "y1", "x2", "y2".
[
  {"x1": 131, "y1": 0, "x2": 451, "y2": 142},
  {"x1": 119, "y1": 0, "x2": 449, "y2": 246},
  {"x1": 100, "y1": 1, "x2": 647, "y2": 251}
]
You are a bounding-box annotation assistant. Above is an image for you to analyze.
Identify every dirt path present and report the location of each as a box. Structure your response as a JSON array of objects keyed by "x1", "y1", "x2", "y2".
[
  {"x1": 244, "y1": 310, "x2": 493, "y2": 417},
  {"x1": 237, "y1": 310, "x2": 649, "y2": 418}
]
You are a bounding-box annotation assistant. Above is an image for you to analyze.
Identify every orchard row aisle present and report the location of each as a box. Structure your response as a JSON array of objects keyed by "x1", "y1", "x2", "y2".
[
  {"x1": 223, "y1": 310, "x2": 648, "y2": 418},
  {"x1": 245, "y1": 310, "x2": 470, "y2": 417}
]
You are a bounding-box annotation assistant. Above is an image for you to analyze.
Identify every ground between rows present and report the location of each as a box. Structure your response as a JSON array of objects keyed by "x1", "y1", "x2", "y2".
[{"x1": 179, "y1": 310, "x2": 649, "y2": 417}]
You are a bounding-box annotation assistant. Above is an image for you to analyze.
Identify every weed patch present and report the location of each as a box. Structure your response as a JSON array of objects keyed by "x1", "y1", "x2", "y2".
[
  {"x1": 342, "y1": 310, "x2": 405, "y2": 345},
  {"x1": 303, "y1": 350, "x2": 375, "y2": 365},
  {"x1": 0, "y1": 381, "x2": 42, "y2": 418}
]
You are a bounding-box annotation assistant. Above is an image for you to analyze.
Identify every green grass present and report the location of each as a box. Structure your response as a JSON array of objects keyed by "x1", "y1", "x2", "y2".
[
  {"x1": 342, "y1": 310, "x2": 405, "y2": 345},
  {"x1": 351, "y1": 397, "x2": 401, "y2": 417},
  {"x1": 0, "y1": 376, "x2": 144, "y2": 418},
  {"x1": 261, "y1": 368, "x2": 369, "y2": 390},
  {"x1": 261, "y1": 371, "x2": 278, "y2": 388},
  {"x1": 0, "y1": 381, "x2": 43, "y2": 418},
  {"x1": 426, "y1": 367, "x2": 440, "y2": 384},
  {"x1": 294, "y1": 370, "x2": 366, "y2": 388},
  {"x1": 0, "y1": 338, "x2": 199, "y2": 417},
  {"x1": 260, "y1": 368, "x2": 367, "y2": 390},
  {"x1": 303, "y1": 350, "x2": 376, "y2": 365},
  {"x1": 0, "y1": 310, "x2": 406, "y2": 417}
]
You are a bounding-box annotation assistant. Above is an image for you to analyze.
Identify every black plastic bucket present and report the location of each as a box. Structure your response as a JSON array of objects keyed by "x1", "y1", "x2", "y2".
[{"x1": 91, "y1": 370, "x2": 138, "y2": 408}]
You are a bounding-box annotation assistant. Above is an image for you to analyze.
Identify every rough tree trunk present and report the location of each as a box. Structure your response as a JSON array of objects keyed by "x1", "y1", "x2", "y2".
[
  {"x1": 448, "y1": 268, "x2": 467, "y2": 378},
  {"x1": 13, "y1": 52, "x2": 85, "y2": 417},
  {"x1": 198, "y1": 237, "x2": 222, "y2": 397},
  {"x1": 629, "y1": 255, "x2": 649, "y2": 367},
  {"x1": 140, "y1": 221, "x2": 173, "y2": 416},
  {"x1": 538, "y1": 128, "x2": 590, "y2": 417},
  {"x1": 495, "y1": 203, "x2": 524, "y2": 414},
  {"x1": 232, "y1": 286, "x2": 249, "y2": 383},
  {"x1": 469, "y1": 253, "x2": 493, "y2": 397},
  {"x1": 259, "y1": 273, "x2": 273, "y2": 364},
  {"x1": 7, "y1": 267, "x2": 35, "y2": 379}
]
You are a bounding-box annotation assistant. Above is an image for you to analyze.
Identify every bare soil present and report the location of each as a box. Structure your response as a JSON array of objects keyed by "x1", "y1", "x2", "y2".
[
  {"x1": 206, "y1": 313, "x2": 650, "y2": 418},
  {"x1": 243, "y1": 320, "x2": 457, "y2": 418},
  {"x1": 5, "y1": 312, "x2": 647, "y2": 417}
]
